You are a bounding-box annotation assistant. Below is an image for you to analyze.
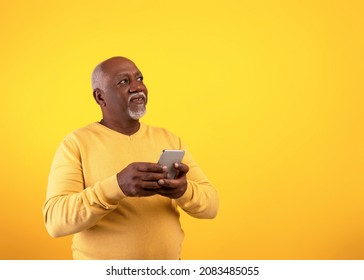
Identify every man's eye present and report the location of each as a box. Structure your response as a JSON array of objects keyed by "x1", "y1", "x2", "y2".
[
  {"x1": 118, "y1": 79, "x2": 128, "y2": 85},
  {"x1": 137, "y1": 76, "x2": 143, "y2": 82}
]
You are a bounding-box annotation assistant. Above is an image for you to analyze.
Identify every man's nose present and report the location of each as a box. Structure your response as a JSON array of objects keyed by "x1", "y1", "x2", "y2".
[{"x1": 129, "y1": 80, "x2": 143, "y2": 93}]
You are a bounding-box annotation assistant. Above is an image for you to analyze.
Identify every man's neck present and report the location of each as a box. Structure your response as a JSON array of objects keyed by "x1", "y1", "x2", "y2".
[{"x1": 99, "y1": 119, "x2": 140, "y2": 136}]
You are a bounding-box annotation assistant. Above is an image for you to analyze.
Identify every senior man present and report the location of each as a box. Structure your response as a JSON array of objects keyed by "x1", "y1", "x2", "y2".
[{"x1": 43, "y1": 56, "x2": 219, "y2": 259}]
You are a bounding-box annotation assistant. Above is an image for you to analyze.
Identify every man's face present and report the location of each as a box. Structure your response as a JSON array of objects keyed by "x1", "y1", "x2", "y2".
[{"x1": 99, "y1": 57, "x2": 148, "y2": 122}]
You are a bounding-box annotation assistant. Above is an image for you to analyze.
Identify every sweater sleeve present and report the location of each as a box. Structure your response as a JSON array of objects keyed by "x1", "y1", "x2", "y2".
[
  {"x1": 174, "y1": 142, "x2": 219, "y2": 219},
  {"x1": 43, "y1": 135, "x2": 126, "y2": 238}
]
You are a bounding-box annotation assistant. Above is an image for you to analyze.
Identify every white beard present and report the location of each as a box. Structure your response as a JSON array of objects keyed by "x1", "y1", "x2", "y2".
[
  {"x1": 128, "y1": 92, "x2": 147, "y2": 120},
  {"x1": 128, "y1": 106, "x2": 146, "y2": 120}
]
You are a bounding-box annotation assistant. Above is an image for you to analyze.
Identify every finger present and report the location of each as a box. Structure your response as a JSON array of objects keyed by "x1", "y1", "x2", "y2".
[
  {"x1": 121, "y1": 182, "x2": 160, "y2": 197},
  {"x1": 173, "y1": 162, "x2": 189, "y2": 175},
  {"x1": 136, "y1": 162, "x2": 167, "y2": 173},
  {"x1": 140, "y1": 181, "x2": 163, "y2": 190},
  {"x1": 157, "y1": 178, "x2": 171, "y2": 188},
  {"x1": 158, "y1": 178, "x2": 186, "y2": 188},
  {"x1": 169, "y1": 162, "x2": 189, "y2": 179},
  {"x1": 141, "y1": 171, "x2": 168, "y2": 182}
]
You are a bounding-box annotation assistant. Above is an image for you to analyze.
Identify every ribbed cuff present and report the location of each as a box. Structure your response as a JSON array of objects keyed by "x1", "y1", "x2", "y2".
[
  {"x1": 175, "y1": 182, "x2": 193, "y2": 206},
  {"x1": 97, "y1": 174, "x2": 126, "y2": 204}
]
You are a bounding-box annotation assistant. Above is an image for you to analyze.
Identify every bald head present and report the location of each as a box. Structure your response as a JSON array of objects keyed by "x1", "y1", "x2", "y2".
[{"x1": 91, "y1": 56, "x2": 137, "y2": 92}]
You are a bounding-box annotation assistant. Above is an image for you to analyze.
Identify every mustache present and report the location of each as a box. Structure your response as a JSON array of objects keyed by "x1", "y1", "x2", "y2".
[{"x1": 128, "y1": 91, "x2": 147, "y2": 104}]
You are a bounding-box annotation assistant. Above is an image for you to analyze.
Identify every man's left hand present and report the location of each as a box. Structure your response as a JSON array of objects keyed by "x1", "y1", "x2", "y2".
[{"x1": 156, "y1": 162, "x2": 189, "y2": 199}]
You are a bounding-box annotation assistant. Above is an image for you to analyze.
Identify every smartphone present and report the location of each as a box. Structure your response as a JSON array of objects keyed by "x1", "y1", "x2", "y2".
[{"x1": 158, "y1": 149, "x2": 185, "y2": 179}]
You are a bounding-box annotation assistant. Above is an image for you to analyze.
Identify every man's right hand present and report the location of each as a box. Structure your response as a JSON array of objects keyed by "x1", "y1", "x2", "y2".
[{"x1": 116, "y1": 162, "x2": 168, "y2": 197}]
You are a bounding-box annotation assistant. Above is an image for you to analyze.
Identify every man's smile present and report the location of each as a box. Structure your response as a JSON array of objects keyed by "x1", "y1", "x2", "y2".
[
  {"x1": 129, "y1": 92, "x2": 146, "y2": 105},
  {"x1": 130, "y1": 96, "x2": 145, "y2": 104}
]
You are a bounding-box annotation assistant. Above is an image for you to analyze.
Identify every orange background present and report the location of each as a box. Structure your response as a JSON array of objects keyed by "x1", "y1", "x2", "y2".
[{"x1": 0, "y1": 0, "x2": 363, "y2": 259}]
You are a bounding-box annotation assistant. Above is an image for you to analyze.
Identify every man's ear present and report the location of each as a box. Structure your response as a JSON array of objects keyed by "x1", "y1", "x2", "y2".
[{"x1": 93, "y1": 88, "x2": 106, "y2": 107}]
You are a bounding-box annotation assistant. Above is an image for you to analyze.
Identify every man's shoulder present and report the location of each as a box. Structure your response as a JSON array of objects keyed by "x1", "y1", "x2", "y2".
[{"x1": 62, "y1": 122, "x2": 101, "y2": 142}]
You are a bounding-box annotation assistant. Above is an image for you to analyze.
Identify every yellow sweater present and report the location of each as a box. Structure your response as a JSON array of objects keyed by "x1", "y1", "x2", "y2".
[{"x1": 43, "y1": 122, "x2": 219, "y2": 259}]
